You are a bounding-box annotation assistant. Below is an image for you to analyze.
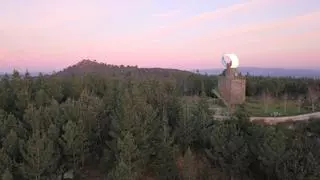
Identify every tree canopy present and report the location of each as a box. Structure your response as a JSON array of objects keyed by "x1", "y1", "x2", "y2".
[{"x1": 0, "y1": 62, "x2": 319, "y2": 179}]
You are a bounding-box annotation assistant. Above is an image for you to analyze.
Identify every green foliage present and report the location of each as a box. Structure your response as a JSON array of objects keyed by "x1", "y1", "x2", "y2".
[
  {"x1": 176, "y1": 103, "x2": 197, "y2": 152},
  {"x1": 109, "y1": 132, "x2": 139, "y2": 180},
  {"x1": 0, "y1": 66, "x2": 319, "y2": 179},
  {"x1": 181, "y1": 147, "x2": 197, "y2": 180},
  {"x1": 2, "y1": 169, "x2": 13, "y2": 180},
  {"x1": 20, "y1": 133, "x2": 59, "y2": 180},
  {"x1": 276, "y1": 134, "x2": 320, "y2": 180},
  {"x1": 60, "y1": 119, "x2": 88, "y2": 172},
  {"x1": 205, "y1": 120, "x2": 251, "y2": 179}
]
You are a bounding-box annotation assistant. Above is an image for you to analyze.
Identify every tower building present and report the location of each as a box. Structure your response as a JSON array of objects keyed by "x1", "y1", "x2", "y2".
[{"x1": 218, "y1": 54, "x2": 246, "y2": 109}]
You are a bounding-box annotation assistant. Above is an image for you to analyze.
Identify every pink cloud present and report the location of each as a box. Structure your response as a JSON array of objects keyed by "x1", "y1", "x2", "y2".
[
  {"x1": 191, "y1": 11, "x2": 320, "y2": 43},
  {"x1": 152, "y1": 10, "x2": 181, "y2": 17},
  {"x1": 241, "y1": 50, "x2": 319, "y2": 68},
  {"x1": 181, "y1": 11, "x2": 320, "y2": 55},
  {"x1": 150, "y1": 0, "x2": 275, "y2": 36},
  {"x1": 125, "y1": 0, "x2": 286, "y2": 47},
  {"x1": 1, "y1": 0, "x2": 318, "y2": 70},
  {"x1": 102, "y1": 10, "x2": 320, "y2": 69},
  {"x1": 139, "y1": 28, "x2": 319, "y2": 69},
  {"x1": 1, "y1": 1, "x2": 100, "y2": 29}
]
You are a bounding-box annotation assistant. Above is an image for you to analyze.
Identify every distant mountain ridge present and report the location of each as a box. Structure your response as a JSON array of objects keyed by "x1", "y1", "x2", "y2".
[
  {"x1": 197, "y1": 67, "x2": 320, "y2": 78},
  {"x1": 1, "y1": 61, "x2": 320, "y2": 78}
]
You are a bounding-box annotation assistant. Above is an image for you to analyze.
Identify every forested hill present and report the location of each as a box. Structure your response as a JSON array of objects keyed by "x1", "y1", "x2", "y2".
[{"x1": 54, "y1": 59, "x2": 193, "y2": 79}]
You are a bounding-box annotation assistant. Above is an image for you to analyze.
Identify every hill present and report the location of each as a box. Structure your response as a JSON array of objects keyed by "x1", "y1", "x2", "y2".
[{"x1": 54, "y1": 59, "x2": 193, "y2": 80}]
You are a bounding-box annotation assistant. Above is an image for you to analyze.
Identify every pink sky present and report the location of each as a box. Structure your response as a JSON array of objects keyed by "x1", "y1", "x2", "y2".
[{"x1": 0, "y1": 0, "x2": 320, "y2": 72}]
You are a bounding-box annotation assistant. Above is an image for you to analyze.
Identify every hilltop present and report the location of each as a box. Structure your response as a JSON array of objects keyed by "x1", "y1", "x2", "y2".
[{"x1": 54, "y1": 59, "x2": 193, "y2": 79}]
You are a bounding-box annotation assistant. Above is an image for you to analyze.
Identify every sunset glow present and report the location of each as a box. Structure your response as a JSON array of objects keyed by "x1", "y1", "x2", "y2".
[{"x1": 0, "y1": 0, "x2": 319, "y2": 72}]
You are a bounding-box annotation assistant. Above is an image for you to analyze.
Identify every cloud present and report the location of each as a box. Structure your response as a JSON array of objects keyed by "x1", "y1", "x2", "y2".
[
  {"x1": 151, "y1": 0, "x2": 271, "y2": 36},
  {"x1": 152, "y1": 10, "x2": 181, "y2": 17},
  {"x1": 140, "y1": 10, "x2": 320, "y2": 65},
  {"x1": 119, "y1": 0, "x2": 271, "y2": 47},
  {"x1": 0, "y1": 1, "x2": 101, "y2": 31},
  {"x1": 191, "y1": 11, "x2": 320, "y2": 44},
  {"x1": 0, "y1": 0, "x2": 105, "y2": 55},
  {"x1": 97, "y1": 8, "x2": 320, "y2": 61}
]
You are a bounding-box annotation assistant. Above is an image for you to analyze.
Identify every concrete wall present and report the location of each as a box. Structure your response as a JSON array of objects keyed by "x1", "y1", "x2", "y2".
[
  {"x1": 230, "y1": 79, "x2": 246, "y2": 104},
  {"x1": 218, "y1": 76, "x2": 246, "y2": 105},
  {"x1": 218, "y1": 77, "x2": 231, "y2": 103}
]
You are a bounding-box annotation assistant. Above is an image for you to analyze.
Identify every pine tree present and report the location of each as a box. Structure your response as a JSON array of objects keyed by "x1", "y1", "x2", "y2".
[
  {"x1": 182, "y1": 147, "x2": 197, "y2": 180},
  {"x1": 102, "y1": 82, "x2": 125, "y2": 173},
  {"x1": 1, "y1": 169, "x2": 13, "y2": 180},
  {"x1": 23, "y1": 104, "x2": 41, "y2": 135},
  {"x1": 109, "y1": 132, "x2": 140, "y2": 180},
  {"x1": 0, "y1": 75, "x2": 16, "y2": 114},
  {"x1": 276, "y1": 134, "x2": 320, "y2": 180},
  {"x1": 176, "y1": 102, "x2": 196, "y2": 152},
  {"x1": 35, "y1": 89, "x2": 50, "y2": 108},
  {"x1": 60, "y1": 119, "x2": 88, "y2": 174},
  {"x1": 134, "y1": 103, "x2": 161, "y2": 174},
  {"x1": 2, "y1": 129, "x2": 19, "y2": 161},
  {"x1": 0, "y1": 114, "x2": 18, "y2": 138},
  {"x1": 191, "y1": 94, "x2": 213, "y2": 149},
  {"x1": 0, "y1": 149, "x2": 13, "y2": 175},
  {"x1": 205, "y1": 121, "x2": 251, "y2": 179},
  {"x1": 20, "y1": 132, "x2": 59, "y2": 180},
  {"x1": 150, "y1": 107, "x2": 179, "y2": 180},
  {"x1": 248, "y1": 125, "x2": 286, "y2": 179},
  {"x1": 78, "y1": 88, "x2": 104, "y2": 160},
  {"x1": 45, "y1": 99, "x2": 64, "y2": 131},
  {"x1": 47, "y1": 123, "x2": 60, "y2": 142},
  {"x1": 45, "y1": 76, "x2": 64, "y2": 103}
]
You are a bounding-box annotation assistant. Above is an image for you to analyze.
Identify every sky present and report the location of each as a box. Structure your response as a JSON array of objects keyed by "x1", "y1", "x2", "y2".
[{"x1": 0, "y1": 0, "x2": 320, "y2": 72}]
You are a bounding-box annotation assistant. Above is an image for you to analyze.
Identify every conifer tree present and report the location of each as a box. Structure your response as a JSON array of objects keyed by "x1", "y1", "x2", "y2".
[
  {"x1": 45, "y1": 76, "x2": 64, "y2": 103},
  {"x1": 1, "y1": 169, "x2": 13, "y2": 180},
  {"x1": 44, "y1": 99, "x2": 63, "y2": 131},
  {"x1": 20, "y1": 132, "x2": 59, "y2": 180},
  {"x1": 0, "y1": 113, "x2": 16, "y2": 138},
  {"x1": 35, "y1": 89, "x2": 51, "y2": 108},
  {"x1": 0, "y1": 149, "x2": 13, "y2": 176},
  {"x1": 182, "y1": 147, "x2": 197, "y2": 180},
  {"x1": 276, "y1": 134, "x2": 320, "y2": 180},
  {"x1": 151, "y1": 106, "x2": 179, "y2": 180},
  {"x1": 109, "y1": 132, "x2": 140, "y2": 180},
  {"x1": 78, "y1": 88, "x2": 104, "y2": 159},
  {"x1": 102, "y1": 82, "x2": 125, "y2": 172},
  {"x1": 134, "y1": 103, "x2": 161, "y2": 174},
  {"x1": 176, "y1": 102, "x2": 196, "y2": 152},
  {"x1": 60, "y1": 119, "x2": 88, "y2": 174},
  {"x1": 205, "y1": 121, "x2": 250, "y2": 179},
  {"x1": 2, "y1": 129, "x2": 19, "y2": 161},
  {"x1": 248, "y1": 125, "x2": 286, "y2": 179},
  {"x1": 191, "y1": 94, "x2": 213, "y2": 148}
]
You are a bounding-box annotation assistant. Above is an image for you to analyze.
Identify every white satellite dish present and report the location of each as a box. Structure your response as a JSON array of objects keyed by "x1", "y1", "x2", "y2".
[{"x1": 221, "y1": 53, "x2": 239, "y2": 68}]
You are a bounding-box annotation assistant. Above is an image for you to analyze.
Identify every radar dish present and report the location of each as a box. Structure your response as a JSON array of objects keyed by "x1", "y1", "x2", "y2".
[
  {"x1": 221, "y1": 56, "x2": 227, "y2": 67},
  {"x1": 221, "y1": 53, "x2": 239, "y2": 68}
]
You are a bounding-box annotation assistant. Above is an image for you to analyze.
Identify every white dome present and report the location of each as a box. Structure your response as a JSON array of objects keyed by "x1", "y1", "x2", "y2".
[{"x1": 221, "y1": 53, "x2": 239, "y2": 68}]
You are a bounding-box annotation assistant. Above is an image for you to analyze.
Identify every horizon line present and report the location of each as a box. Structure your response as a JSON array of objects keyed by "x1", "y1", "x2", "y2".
[{"x1": 1, "y1": 66, "x2": 320, "y2": 74}]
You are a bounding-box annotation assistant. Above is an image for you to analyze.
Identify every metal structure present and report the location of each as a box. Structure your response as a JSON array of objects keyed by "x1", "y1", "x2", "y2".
[{"x1": 221, "y1": 53, "x2": 239, "y2": 69}]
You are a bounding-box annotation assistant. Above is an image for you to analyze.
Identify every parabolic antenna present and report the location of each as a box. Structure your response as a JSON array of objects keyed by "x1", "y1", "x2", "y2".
[
  {"x1": 221, "y1": 56, "x2": 227, "y2": 67},
  {"x1": 221, "y1": 53, "x2": 239, "y2": 68}
]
